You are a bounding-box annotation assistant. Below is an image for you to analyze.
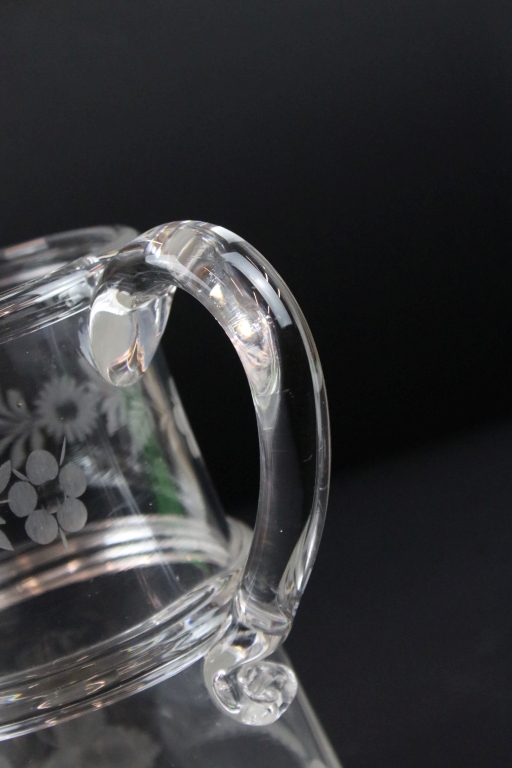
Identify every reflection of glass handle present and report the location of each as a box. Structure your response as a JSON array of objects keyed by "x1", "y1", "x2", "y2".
[{"x1": 89, "y1": 221, "x2": 330, "y2": 725}]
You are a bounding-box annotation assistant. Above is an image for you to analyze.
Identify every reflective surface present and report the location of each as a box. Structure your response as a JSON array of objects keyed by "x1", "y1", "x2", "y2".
[{"x1": 0, "y1": 222, "x2": 330, "y2": 733}]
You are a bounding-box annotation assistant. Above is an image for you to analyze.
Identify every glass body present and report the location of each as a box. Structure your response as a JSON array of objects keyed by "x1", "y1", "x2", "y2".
[
  {"x1": 0, "y1": 223, "x2": 330, "y2": 737},
  {"x1": 0, "y1": 649, "x2": 341, "y2": 768}
]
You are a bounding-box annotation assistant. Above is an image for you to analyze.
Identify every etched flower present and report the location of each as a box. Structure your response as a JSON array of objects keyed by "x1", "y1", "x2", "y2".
[
  {"x1": 0, "y1": 444, "x2": 88, "y2": 550},
  {"x1": 0, "y1": 460, "x2": 13, "y2": 552},
  {"x1": 1, "y1": 363, "x2": 156, "y2": 479},
  {"x1": 35, "y1": 376, "x2": 99, "y2": 443}
]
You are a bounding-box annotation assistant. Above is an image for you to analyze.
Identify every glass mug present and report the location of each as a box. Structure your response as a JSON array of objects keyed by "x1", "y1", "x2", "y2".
[{"x1": 0, "y1": 222, "x2": 330, "y2": 738}]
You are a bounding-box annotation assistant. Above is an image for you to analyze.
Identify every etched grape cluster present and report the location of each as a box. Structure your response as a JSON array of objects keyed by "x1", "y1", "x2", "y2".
[{"x1": 0, "y1": 443, "x2": 87, "y2": 551}]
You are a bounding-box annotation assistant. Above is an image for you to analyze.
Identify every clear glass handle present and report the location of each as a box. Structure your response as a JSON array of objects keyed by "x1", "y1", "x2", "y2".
[{"x1": 88, "y1": 221, "x2": 330, "y2": 725}]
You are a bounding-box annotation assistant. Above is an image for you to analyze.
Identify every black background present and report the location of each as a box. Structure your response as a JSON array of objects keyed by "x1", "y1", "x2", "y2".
[{"x1": 1, "y1": 2, "x2": 512, "y2": 765}]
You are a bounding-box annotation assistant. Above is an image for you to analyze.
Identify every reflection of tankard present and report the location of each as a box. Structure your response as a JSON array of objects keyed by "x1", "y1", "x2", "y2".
[
  {"x1": 0, "y1": 221, "x2": 329, "y2": 736},
  {"x1": 0, "y1": 648, "x2": 341, "y2": 768}
]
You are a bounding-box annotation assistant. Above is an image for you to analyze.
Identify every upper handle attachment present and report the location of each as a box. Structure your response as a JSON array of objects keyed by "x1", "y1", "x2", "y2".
[{"x1": 88, "y1": 221, "x2": 330, "y2": 725}]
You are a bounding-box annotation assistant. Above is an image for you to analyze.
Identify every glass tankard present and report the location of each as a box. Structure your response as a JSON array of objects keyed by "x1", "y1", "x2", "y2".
[{"x1": 0, "y1": 222, "x2": 330, "y2": 738}]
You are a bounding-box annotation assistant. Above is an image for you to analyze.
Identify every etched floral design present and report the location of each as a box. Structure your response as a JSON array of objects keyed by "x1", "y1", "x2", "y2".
[
  {"x1": 0, "y1": 709, "x2": 160, "y2": 768},
  {"x1": 101, "y1": 389, "x2": 154, "y2": 456},
  {"x1": 79, "y1": 357, "x2": 154, "y2": 455},
  {"x1": 34, "y1": 376, "x2": 99, "y2": 443},
  {"x1": 0, "y1": 389, "x2": 44, "y2": 469},
  {"x1": 39, "y1": 710, "x2": 159, "y2": 768},
  {"x1": 0, "y1": 370, "x2": 153, "y2": 470},
  {"x1": 0, "y1": 441, "x2": 88, "y2": 551},
  {"x1": 0, "y1": 366, "x2": 160, "y2": 549},
  {"x1": 0, "y1": 377, "x2": 98, "y2": 469},
  {"x1": 0, "y1": 460, "x2": 13, "y2": 552}
]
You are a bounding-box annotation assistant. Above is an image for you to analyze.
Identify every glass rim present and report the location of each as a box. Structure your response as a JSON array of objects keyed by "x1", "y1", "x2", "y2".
[
  {"x1": 0, "y1": 226, "x2": 136, "y2": 291},
  {"x1": 0, "y1": 225, "x2": 137, "y2": 344}
]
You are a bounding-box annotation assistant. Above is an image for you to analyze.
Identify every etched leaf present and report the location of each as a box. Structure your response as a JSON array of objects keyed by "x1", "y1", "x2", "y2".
[
  {"x1": 0, "y1": 436, "x2": 14, "y2": 455},
  {"x1": 29, "y1": 428, "x2": 45, "y2": 452},
  {"x1": 0, "y1": 390, "x2": 12, "y2": 418},
  {"x1": 0, "y1": 529, "x2": 13, "y2": 552},
  {"x1": 101, "y1": 391, "x2": 126, "y2": 435},
  {"x1": 11, "y1": 434, "x2": 28, "y2": 469},
  {"x1": 0, "y1": 460, "x2": 11, "y2": 493},
  {"x1": 126, "y1": 397, "x2": 154, "y2": 451}
]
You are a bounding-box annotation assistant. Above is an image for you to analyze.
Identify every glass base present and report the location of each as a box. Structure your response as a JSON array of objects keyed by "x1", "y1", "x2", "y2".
[
  {"x1": 0, "y1": 649, "x2": 341, "y2": 767},
  {"x1": 0, "y1": 517, "x2": 250, "y2": 739}
]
